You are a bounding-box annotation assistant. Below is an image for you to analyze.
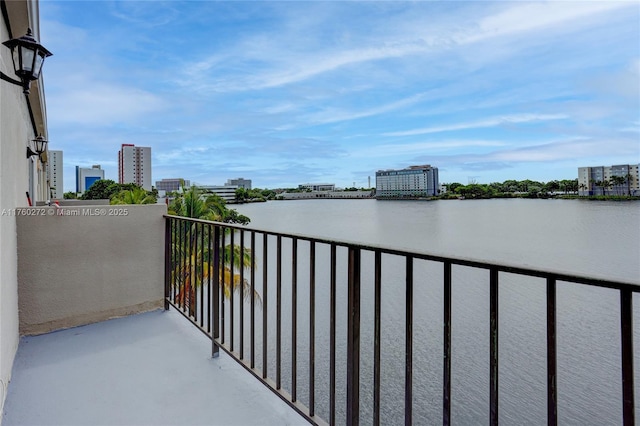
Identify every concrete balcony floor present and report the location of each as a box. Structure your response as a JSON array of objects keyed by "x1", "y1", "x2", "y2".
[{"x1": 3, "y1": 308, "x2": 307, "y2": 426}]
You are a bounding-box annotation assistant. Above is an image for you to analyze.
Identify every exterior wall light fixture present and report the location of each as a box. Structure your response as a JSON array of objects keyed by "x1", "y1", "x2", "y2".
[
  {"x1": 27, "y1": 135, "x2": 48, "y2": 160},
  {"x1": 1, "y1": 28, "x2": 52, "y2": 94}
]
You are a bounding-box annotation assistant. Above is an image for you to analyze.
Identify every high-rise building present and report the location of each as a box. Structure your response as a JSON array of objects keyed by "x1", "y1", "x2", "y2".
[
  {"x1": 118, "y1": 144, "x2": 152, "y2": 190},
  {"x1": 48, "y1": 150, "x2": 63, "y2": 199},
  {"x1": 578, "y1": 164, "x2": 639, "y2": 196},
  {"x1": 76, "y1": 165, "x2": 105, "y2": 193},
  {"x1": 156, "y1": 178, "x2": 190, "y2": 192},
  {"x1": 376, "y1": 165, "x2": 439, "y2": 198},
  {"x1": 226, "y1": 178, "x2": 252, "y2": 190}
]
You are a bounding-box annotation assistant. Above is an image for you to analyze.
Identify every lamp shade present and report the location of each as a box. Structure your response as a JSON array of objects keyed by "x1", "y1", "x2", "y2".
[
  {"x1": 2, "y1": 28, "x2": 52, "y2": 93},
  {"x1": 33, "y1": 135, "x2": 48, "y2": 154}
]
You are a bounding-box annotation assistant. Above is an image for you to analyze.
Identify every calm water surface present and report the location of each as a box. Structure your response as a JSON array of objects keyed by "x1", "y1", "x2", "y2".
[{"x1": 232, "y1": 199, "x2": 639, "y2": 425}]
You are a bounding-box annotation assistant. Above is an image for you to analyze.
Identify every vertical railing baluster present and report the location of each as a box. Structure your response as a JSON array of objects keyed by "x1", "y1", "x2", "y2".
[
  {"x1": 347, "y1": 247, "x2": 361, "y2": 426},
  {"x1": 443, "y1": 261, "x2": 452, "y2": 426},
  {"x1": 212, "y1": 225, "x2": 221, "y2": 358},
  {"x1": 207, "y1": 224, "x2": 212, "y2": 334},
  {"x1": 188, "y1": 220, "x2": 194, "y2": 318},
  {"x1": 200, "y1": 222, "x2": 205, "y2": 327},
  {"x1": 262, "y1": 234, "x2": 268, "y2": 379},
  {"x1": 309, "y1": 241, "x2": 316, "y2": 418},
  {"x1": 292, "y1": 237, "x2": 298, "y2": 401},
  {"x1": 230, "y1": 230, "x2": 235, "y2": 352},
  {"x1": 251, "y1": 231, "x2": 256, "y2": 369},
  {"x1": 374, "y1": 250, "x2": 382, "y2": 426},
  {"x1": 490, "y1": 268, "x2": 499, "y2": 426},
  {"x1": 405, "y1": 256, "x2": 413, "y2": 426},
  {"x1": 240, "y1": 230, "x2": 245, "y2": 359},
  {"x1": 221, "y1": 228, "x2": 226, "y2": 345},
  {"x1": 164, "y1": 217, "x2": 171, "y2": 310},
  {"x1": 172, "y1": 219, "x2": 177, "y2": 304},
  {"x1": 547, "y1": 277, "x2": 557, "y2": 426},
  {"x1": 277, "y1": 235, "x2": 282, "y2": 390},
  {"x1": 330, "y1": 244, "x2": 337, "y2": 426},
  {"x1": 194, "y1": 222, "x2": 198, "y2": 319},
  {"x1": 179, "y1": 219, "x2": 185, "y2": 312},
  {"x1": 621, "y1": 288, "x2": 635, "y2": 426}
]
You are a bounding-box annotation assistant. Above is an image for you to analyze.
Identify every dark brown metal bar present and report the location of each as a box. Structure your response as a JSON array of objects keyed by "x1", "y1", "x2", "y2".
[
  {"x1": 621, "y1": 288, "x2": 635, "y2": 426},
  {"x1": 164, "y1": 217, "x2": 171, "y2": 310},
  {"x1": 405, "y1": 256, "x2": 413, "y2": 426},
  {"x1": 188, "y1": 221, "x2": 194, "y2": 318},
  {"x1": 347, "y1": 247, "x2": 361, "y2": 426},
  {"x1": 171, "y1": 219, "x2": 177, "y2": 304},
  {"x1": 292, "y1": 237, "x2": 298, "y2": 402},
  {"x1": 262, "y1": 234, "x2": 268, "y2": 379},
  {"x1": 221, "y1": 228, "x2": 226, "y2": 345},
  {"x1": 212, "y1": 226, "x2": 221, "y2": 358},
  {"x1": 199, "y1": 222, "x2": 204, "y2": 326},
  {"x1": 374, "y1": 250, "x2": 382, "y2": 426},
  {"x1": 443, "y1": 261, "x2": 452, "y2": 426},
  {"x1": 207, "y1": 224, "x2": 212, "y2": 334},
  {"x1": 240, "y1": 230, "x2": 245, "y2": 359},
  {"x1": 180, "y1": 219, "x2": 185, "y2": 313},
  {"x1": 309, "y1": 241, "x2": 316, "y2": 417},
  {"x1": 490, "y1": 268, "x2": 499, "y2": 426},
  {"x1": 251, "y1": 231, "x2": 256, "y2": 369},
  {"x1": 547, "y1": 277, "x2": 557, "y2": 426},
  {"x1": 277, "y1": 235, "x2": 282, "y2": 390},
  {"x1": 230, "y1": 230, "x2": 235, "y2": 352},
  {"x1": 330, "y1": 243, "x2": 337, "y2": 426}
]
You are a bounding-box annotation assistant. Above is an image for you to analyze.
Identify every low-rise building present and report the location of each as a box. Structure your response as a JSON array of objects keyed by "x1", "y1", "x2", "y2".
[
  {"x1": 156, "y1": 178, "x2": 190, "y2": 192},
  {"x1": 226, "y1": 178, "x2": 251, "y2": 190},
  {"x1": 200, "y1": 185, "x2": 238, "y2": 202},
  {"x1": 298, "y1": 183, "x2": 335, "y2": 191}
]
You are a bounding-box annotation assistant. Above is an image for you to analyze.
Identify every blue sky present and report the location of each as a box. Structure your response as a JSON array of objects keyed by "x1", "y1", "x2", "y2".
[{"x1": 39, "y1": 1, "x2": 639, "y2": 191}]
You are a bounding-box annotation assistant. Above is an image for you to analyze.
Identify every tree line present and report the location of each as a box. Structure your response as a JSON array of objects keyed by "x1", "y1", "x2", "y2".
[{"x1": 442, "y1": 179, "x2": 580, "y2": 199}]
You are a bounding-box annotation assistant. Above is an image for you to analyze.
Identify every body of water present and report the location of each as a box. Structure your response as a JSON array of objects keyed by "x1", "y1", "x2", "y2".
[{"x1": 230, "y1": 199, "x2": 639, "y2": 425}]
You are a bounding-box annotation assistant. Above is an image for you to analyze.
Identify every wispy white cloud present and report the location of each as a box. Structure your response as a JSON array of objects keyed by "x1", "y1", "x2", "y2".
[{"x1": 384, "y1": 114, "x2": 569, "y2": 137}]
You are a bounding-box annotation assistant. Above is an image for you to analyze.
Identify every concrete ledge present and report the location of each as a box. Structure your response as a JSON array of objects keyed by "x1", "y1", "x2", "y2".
[{"x1": 19, "y1": 300, "x2": 163, "y2": 336}]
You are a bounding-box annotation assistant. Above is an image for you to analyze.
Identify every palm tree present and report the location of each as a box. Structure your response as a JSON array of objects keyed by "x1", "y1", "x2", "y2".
[
  {"x1": 110, "y1": 187, "x2": 157, "y2": 204},
  {"x1": 169, "y1": 186, "x2": 257, "y2": 317}
]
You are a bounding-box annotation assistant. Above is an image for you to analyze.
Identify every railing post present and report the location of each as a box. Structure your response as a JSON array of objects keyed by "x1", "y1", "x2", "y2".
[
  {"x1": 490, "y1": 268, "x2": 499, "y2": 426},
  {"x1": 164, "y1": 217, "x2": 172, "y2": 310},
  {"x1": 547, "y1": 277, "x2": 557, "y2": 426},
  {"x1": 347, "y1": 247, "x2": 361, "y2": 426},
  {"x1": 621, "y1": 288, "x2": 635, "y2": 426},
  {"x1": 211, "y1": 225, "x2": 221, "y2": 358}
]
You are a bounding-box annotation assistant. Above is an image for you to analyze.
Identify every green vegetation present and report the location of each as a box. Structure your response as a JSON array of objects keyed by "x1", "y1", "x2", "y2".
[
  {"x1": 439, "y1": 178, "x2": 638, "y2": 200},
  {"x1": 110, "y1": 187, "x2": 157, "y2": 205},
  {"x1": 234, "y1": 187, "x2": 276, "y2": 203},
  {"x1": 81, "y1": 179, "x2": 158, "y2": 203},
  {"x1": 168, "y1": 185, "x2": 256, "y2": 314}
]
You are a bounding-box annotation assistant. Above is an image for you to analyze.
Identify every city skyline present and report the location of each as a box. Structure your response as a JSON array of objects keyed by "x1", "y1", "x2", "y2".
[{"x1": 39, "y1": 1, "x2": 639, "y2": 191}]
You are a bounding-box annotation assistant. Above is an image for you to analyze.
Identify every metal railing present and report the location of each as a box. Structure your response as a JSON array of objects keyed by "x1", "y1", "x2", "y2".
[{"x1": 164, "y1": 214, "x2": 639, "y2": 425}]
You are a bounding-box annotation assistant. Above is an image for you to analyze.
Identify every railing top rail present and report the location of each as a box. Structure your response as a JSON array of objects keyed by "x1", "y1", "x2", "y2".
[{"x1": 164, "y1": 214, "x2": 640, "y2": 291}]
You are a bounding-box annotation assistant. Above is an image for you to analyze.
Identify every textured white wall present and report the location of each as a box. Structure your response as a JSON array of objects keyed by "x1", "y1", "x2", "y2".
[
  {"x1": 17, "y1": 204, "x2": 167, "y2": 335},
  {"x1": 0, "y1": 0, "x2": 46, "y2": 415}
]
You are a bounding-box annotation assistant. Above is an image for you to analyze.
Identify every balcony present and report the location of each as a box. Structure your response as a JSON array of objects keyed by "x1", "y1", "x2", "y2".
[{"x1": 3, "y1": 206, "x2": 639, "y2": 425}]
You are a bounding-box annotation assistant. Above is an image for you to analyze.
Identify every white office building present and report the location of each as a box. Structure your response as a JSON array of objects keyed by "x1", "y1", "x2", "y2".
[
  {"x1": 298, "y1": 183, "x2": 335, "y2": 191},
  {"x1": 200, "y1": 185, "x2": 238, "y2": 202},
  {"x1": 48, "y1": 150, "x2": 63, "y2": 199},
  {"x1": 118, "y1": 144, "x2": 152, "y2": 190},
  {"x1": 76, "y1": 165, "x2": 105, "y2": 193},
  {"x1": 226, "y1": 178, "x2": 251, "y2": 190},
  {"x1": 156, "y1": 178, "x2": 190, "y2": 192},
  {"x1": 376, "y1": 165, "x2": 439, "y2": 198}
]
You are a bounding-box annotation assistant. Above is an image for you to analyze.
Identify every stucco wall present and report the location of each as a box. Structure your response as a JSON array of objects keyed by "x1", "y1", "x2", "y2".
[
  {"x1": 1, "y1": 0, "x2": 47, "y2": 415},
  {"x1": 17, "y1": 204, "x2": 166, "y2": 335}
]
